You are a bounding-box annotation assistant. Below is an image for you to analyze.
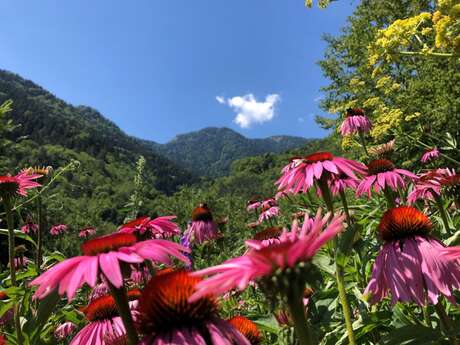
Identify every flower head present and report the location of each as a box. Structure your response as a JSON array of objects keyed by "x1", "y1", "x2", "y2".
[
  {"x1": 329, "y1": 172, "x2": 359, "y2": 196},
  {"x1": 31, "y1": 232, "x2": 190, "y2": 301},
  {"x1": 79, "y1": 227, "x2": 96, "y2": 238},
  {"x1": 276, "y1": 152, "x2": 365, "y2": 195},
  {"x1": 356, "y1": 159, "x2": 417, "y2": 198},
  {"x1": 21, "y1": 222, "x2": 38, "y2": 234},
  {"x1": 364, "y1": 207, "x2": 460, "y2": 305},
  {"x1": 183, "y1": 204, "x2": 220, "y2": 244},
  {"x1": 70, "y1": 292, "x2": 139, "y2": 345},
  {"x1": 408, "y1": 168, "x2": 454, "y2": 204},
  {"x1": 137, "y1": 270, "x2": 250, "y2": 344},
  {"x1": 54, "y1": 321, "x2": 77, "y2": 340},
  {"x1": 119, "y1": 216, "x2": 181, "y2": 239},
  {"x1": 340, "y1": 108, "x2": 372, "y2": 136},
  {"x1": 421, "y1": 147, "x2": 440, "y2": 163},
  {"x1": 246, "y1": 199, "x2": 262, "y2": 212},
  {"x1": 0, "y1": 171, "x2": 41, "y2": 198},
  {"x1": 228, "y1": 316, "x2": 261, "y2": 345},
  {"x1": 190, "y1": 211, "x2": 344, "y2": 301},
  {"x1": 50, "y1": 224, "x2": 67, "y2": 236}
]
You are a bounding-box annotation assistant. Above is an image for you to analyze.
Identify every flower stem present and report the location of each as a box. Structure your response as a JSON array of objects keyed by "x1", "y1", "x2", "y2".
[
  {"x1": 107, "y1": 281, "x2": 139, "y2": 345},
  {"x1": 318, "y1": 180, "x2": 356, "y2": 345},
  {"x1": 36, "y1": 195, "x2": 43, "y2": 273},
  {"x1": 286, "y1": 288, "x2": 315, "y2": 345},
  {"x1": 435, "y1": 301, "x2": 457, "y2": 345},
  {"x1": 433, "y1": 194, "x2": 452, "y2": 235},
  {"x1": 3, "y1": 196, "x2": 23, "y2": 345},
  {"x1": 358, "y1": 131, "x2": 370, "y2": 158},
  {"x1": 336, "y1": 265, "x2": 356, "y2": 345},
  {"x1": 339, "y1": 191, "x2": 352, "y2": 227}
]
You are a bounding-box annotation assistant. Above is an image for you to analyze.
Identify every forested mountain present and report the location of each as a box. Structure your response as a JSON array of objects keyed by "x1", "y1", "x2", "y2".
[
  {"x1": 148, "y1": 127, "x2": 311, "y2": 177},
  {"x1": 0, "y1": 69, "x2": 195, "y2": 194}
]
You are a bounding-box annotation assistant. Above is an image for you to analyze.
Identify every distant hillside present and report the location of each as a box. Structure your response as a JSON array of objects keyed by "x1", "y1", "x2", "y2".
[
  {"x1": 0, "y1": 70, "x2": 197, "y2": 231},
  {"x1": 148, "y1": 127, "x2": 311, "y2": 177},
  {"x1": 0, "y1": 70, "x2": 195, "y2": 193}
]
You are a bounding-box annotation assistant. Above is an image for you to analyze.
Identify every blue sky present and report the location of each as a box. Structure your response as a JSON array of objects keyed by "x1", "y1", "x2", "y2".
[{"x1": 0, "y1": 1, "x2": 355, "y2": 143}]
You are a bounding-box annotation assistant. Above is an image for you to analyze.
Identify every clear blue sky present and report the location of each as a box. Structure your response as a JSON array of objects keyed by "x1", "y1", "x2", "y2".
[{"x1": 0, "y1": 0, "x2": 355, "y2": 143}]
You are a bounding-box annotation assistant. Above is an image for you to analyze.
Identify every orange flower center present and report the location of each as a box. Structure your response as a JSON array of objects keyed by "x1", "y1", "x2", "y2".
[
  {"x1": 0, "y1": 176, "x2": 19, "y2": 196},
  {"x1": 253, "y1": 227, "x2": 283, "y2": 241},
  {"x1": 120, "y1": 216, "x2": 150, "y2": 229},
  {"x1": 378, "y1": 206, "x2": 432, "y2": 241},
  {"x1": 81, "y1": 233, "x2": 137, "y2": 256},
  {"x1": 82, "y1": 289, "x2": 140, "y2": 322},
  {"x1": 345, "y1": 108, "x2": 365, "y2": 117},
  {"x1": 228, "y1": 316, "x2": 262, "y2": 345},
  {"x1": 138, "y1": 270, "x2": 217, "y2": 335},
  {"x1": 192, "y1": 206, "x2": 213, "y2": 221},
  {"x1": 367, "y1": 159, "x2": 395, "y2": 175},
  {"x1": 303, "y1": 152, "x2": 333, "y2": 163}
]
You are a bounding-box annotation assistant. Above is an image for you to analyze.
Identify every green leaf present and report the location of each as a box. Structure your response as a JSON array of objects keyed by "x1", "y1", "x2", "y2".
[{"x1": 0, "y1": 228, "x2": 37, "y2": 247}]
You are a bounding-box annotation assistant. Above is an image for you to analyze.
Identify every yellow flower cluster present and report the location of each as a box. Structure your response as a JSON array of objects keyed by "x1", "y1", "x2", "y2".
[{"x1": 368, "y1": 0, "x2": 460, "y2": 68}]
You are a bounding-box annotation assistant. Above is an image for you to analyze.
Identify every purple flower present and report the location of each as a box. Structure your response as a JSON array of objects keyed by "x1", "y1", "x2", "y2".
[
  {"x1": 421, "y1": 147, "x2": 440, "y2": 163},
  {"x1": 340, "y1": 108, "x2": 372, "y2": 136},
  {"x1": 364, "y1": 207, "x2": 460, "y2": 305}
]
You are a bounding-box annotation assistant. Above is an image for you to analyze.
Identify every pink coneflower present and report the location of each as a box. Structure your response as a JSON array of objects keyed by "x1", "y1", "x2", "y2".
[
  {"x1": 228, "y1": 316, "x2": 262, "y2": 345},
  {"x1": 257, "y1": 205, "x2": 280, "y2": 223},
  {"x1": 407, "y1": 168, "x2": 454, "y2": 204},
  {"x1": 440, "y1": 174, "x2": 460, "y2": 201},
  {"x1": 119, "y1": 216, "x2": 181, "y2": 239},
  {"x1": 21, "y1": 222, "x2": 38, "y2": 234},
  {"x1": 250, "y1": 227, "x2": 284, "y2": 248},
  {"x1": 30, "y1": 232, "x2": 190, "y2": 301},
  {"x1": 183, "y1": 204, "x2": 220, "y2": 244},
  {"x1": 340, "y1": 108, "x2": 372, "y2": 136},
  {"x1": 356, "y1": 159, "x2": 417, "y2": 198},
  {"x1": 421, "y1": 147, "x2": 440, "y2": 163},
  {"x1": 276, "y1": 152, "x2": 366, "y2": 195},
  {"x1": 88, "y1": 282, "x2": 111, "y2": 302},
  {"x1": 70, "y1": 291, "x2": 140, "y2": 345},
  {"x1": 13, "y1": 256, "x2": 30, "y2": 270},
  {"x1": 364, "y1": 207, "x2": 460, "y2": 305},
  {"x1": 50, "y1": 224, "x2": 67, "y2": 236},
  {"x1": 54, "y1": 321, "x2": 77, "y2": 340},
  {"x1": 329, "y1": 173, "x2": 359, "y2": 196},
  {"x1": 137, "y1": 270, "x2": 250, "y2": 345},
  {"x1": 190, "y1": 211, "x2": 344, "y2": 301},
  {"x1": 0, "y1": 170, "x2": 41, "y2": 198},
  {"x1": 0, "y1": 335, "x2": 6, "y2": 345},
  {"x1": 79, "y1": 227, "x2": 97, "y2": 238},
  {"x1": 247, "y1": 199, "x2": 262, "y2": 212}
]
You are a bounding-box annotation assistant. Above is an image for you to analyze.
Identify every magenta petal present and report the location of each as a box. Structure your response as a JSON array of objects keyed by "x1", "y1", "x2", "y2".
[{"x1": 99, "y1": 253, "x2": 123, "y2": 288}]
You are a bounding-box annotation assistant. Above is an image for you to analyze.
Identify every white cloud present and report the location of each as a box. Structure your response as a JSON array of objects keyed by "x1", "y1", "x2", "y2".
[{"x1": 216, "y1": 93, "x2": 281, "y2": 128}]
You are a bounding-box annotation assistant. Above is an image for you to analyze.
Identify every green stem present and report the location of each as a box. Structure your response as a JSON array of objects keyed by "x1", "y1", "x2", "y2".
[
  {"x1": 434, "y1": 194, "x2": 452, "y2": 235},
  {"x1": 336, "y1": 265, "x2": 356, "y2": 345},
  {"x1": 318, "y1": 180, "x2": 356, "y2": 345},
  {"x1": 107, "y1": 281, "x2": 139, "y2": 345},
  {"x1": 286, "y1": 289, "x2": 315, "y2": 345},
  {"x1": 422, "y1": 305, "x2": 431, "y2": 328},
  {"x1": 3, "y1": 196, "x2": 23, "y2": 345},
  {"x1": 358, "y1": 131, "x2": 370, "y2": 158},
  {"x1": 339, "y1": 191, "x2": 352, "y2": 227},
  {"x1": 435, "y1": 301, "x2": 457, "y2": 345},
  {"x1": 36, "y1": 195, "x2": 43, "y2": 273}
]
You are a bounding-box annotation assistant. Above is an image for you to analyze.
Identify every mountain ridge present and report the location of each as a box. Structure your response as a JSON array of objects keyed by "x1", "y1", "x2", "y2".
[{"x1": 146, "y1": 127, "x2": 311, "y2": 177}]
